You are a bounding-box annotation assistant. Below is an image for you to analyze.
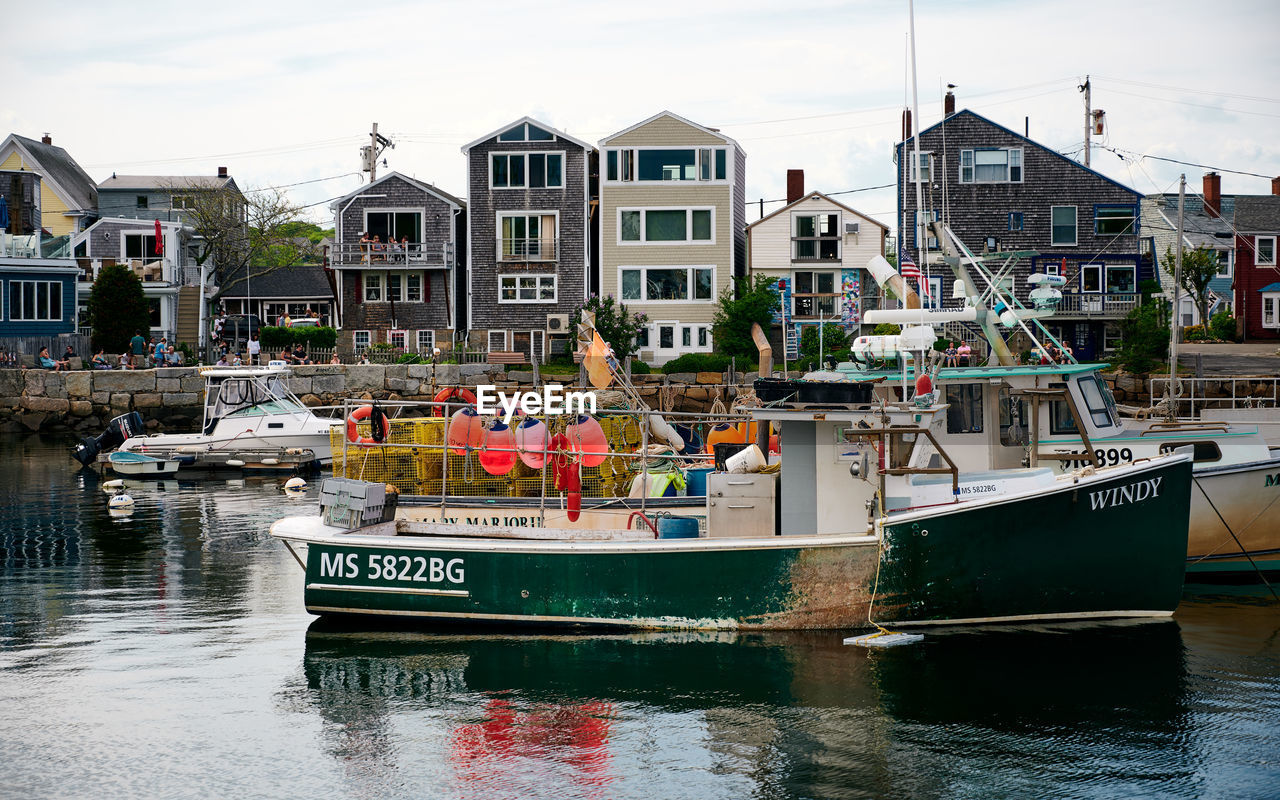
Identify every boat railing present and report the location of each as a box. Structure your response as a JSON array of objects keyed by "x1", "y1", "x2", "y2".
[{"x1": 1148, "y1": 376, "x2": 1280, "y2": 417}]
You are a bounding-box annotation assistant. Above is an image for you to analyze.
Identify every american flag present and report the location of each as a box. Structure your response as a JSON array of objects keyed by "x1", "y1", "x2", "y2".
[{"x1": 899, "y1": 253, "x2": 931, "y2": 299}]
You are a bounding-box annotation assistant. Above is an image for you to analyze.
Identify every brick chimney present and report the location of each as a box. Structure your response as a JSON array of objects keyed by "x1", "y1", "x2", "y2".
[
  {"x1": 41, "y1": 133, "x2": 51, "y2": 145},
  {"x1": 944, "y1": 90, "x2": 955, "y2": 118},
  {"x1": 1203, "y1": 172, "x2": 1221, "y2": 219},
  {"x1": 217, "y1": 166, "x2": 228, "y2": 178},
  {"x1": 1273, "y1": 175, "x2": 1280, "y2": 196},
  {"x1": 787, "y1": 169, "x2": 805, "y2": 205},
  {"x1": 902, "y1": 109, "x2": 912, "y2": 142}
]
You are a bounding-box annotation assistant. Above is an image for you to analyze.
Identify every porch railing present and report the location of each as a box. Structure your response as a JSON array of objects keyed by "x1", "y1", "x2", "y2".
[
  {"x1": 1054, "y1": 292, "x2": 1140, "y2": 317},
  {"x1": 497, "y1": 237, "x2": 559, "y2": 261},
  {"x1": 331, "y1": 241, "x2": 453, "y2": 268}
]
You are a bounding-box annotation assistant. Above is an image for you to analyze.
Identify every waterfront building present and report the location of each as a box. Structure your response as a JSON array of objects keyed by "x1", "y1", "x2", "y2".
[
  {"x1": 215, "y1": 263, "x2": 336, "y2": 328},
  {"x1": 897, "y1": 95, "x2": 1145, "y2": 361},
  {"x1": 461, "y1": 117, "x2": 597, "y2": 363},
  {"x1": 1233, "y1": 189, "x2": 1280, "y2": 342},
  {"x1": 598, "y1": 111, "x2": 745, "y2": 365},
  {"x1": 328, "y1": 173, "x2": 466, "y2": 357},
  {"x1": 746, "y1": 169, "x2": 888, "y2": 359},
  {"x1": 0, "y1": 133, "x2": 98, "y2": 237},
  {"x1": 0, "y1": 169, "x2": 81, "y2": 346}
]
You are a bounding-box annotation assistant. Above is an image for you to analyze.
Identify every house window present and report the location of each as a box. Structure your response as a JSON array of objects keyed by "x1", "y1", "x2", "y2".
[
  {"x1": 924, "y1": 276, "x2": 943, "y2": 309},
  {"x1": 136, "y1": 195, "x2": 148, "y2": 209},
  {"x1": 659, "y1": 325, "x2": 674, "y2": 349},
  {"x1": 500, "y1": 213, "x2": 558, "y2": 260},
  {"x1": 1262, "y1": 293, "x2": 1280, "y2": 329},
  {"x1": 793, "y1": 213, "x2": 840, "y2": 260},
  {"x1": 1081, "y1": 263, "x2": 1103, "y2": 293},
  {"x1": 387, "y1": 329, "x2": 407, "y2": 350},
  {"x1": 635, "y1": 327, "x2": 650, "y2": 348},
  {"x1": 1008, "y1": 212, "x2": 1023, "y2": 232},
  {"x1": 1102, "y1": 324, "x2": 1123, "y2": 353},
  {"x1": 124, "y1": 233, "x2": 160, "y2": 262},
  {"x1": 171, "y1": 195, "x2": 194, "y2": 210},
  {"x1": 959, "y1": 148, "x2": 1023, "y2": 184},
  {"x1": 908, "y1": 152, "x2": 932, "y2": 183},
  {"x1": 618, "y1": 208, "x2": 714, "y2": 244},
  {"x1": 417, "y1": 330, "x2": 435, "y2": 353},
  {"x1": 606, "y1": 148, "x2": 726, "y2": 182},
  {"x1": 406, "y1": 273, "x2": 422, "y2": 302},
  {"x1": 499, "y1": 274, "x2": 556, "y2": 303},
  {"x1": 353, "y1": 330, "x2": 372, "y2": 352},
  {"x1": 385, "y1": 273, "x2": 402, "y2": 302},
  {"x1": 1095, "y1": 205, "x2": 1136, "y2": 236},
  {"x1": 497, "y1": 122, "x2": 555, "y2": 142},
  {"x1": 488, "y1": 330, "x2": 508, "y2": 351},
  {"x1": 492, "y1": 152, "x2": 565, "y2": 189},
  {"x1": 7, "y1": 280, "x2": 62, "y2": 321},
  {"x1": 676, "y1": 324, "x2": 712, "y2": 351},
  {"x1": 1105, "y1": 264, "x2": 1136, "y2": 294},
  {"x1": 1051, "y1": 206, "x2": 1077, "y2": 246},
  {"x1": 619, "y1": 266, "x2": 714, "y2": 302},
  {"x1": 913, "y1": 210, "x2": 939, "y2": 249},
  {"x1": 365, "y1": 210, "x2": 423, "y2": 245},
  {"x1": 1215, "y1": 249, "x2": 1232, "y2": 278},
  {"x1": 792, "y1": 270, "x2": 839, "y2": 318},
  {"x1": 1257, "y1": 236, "x2": 1277, "y2": 266},
  {"x1": 363, "y1": 273, "x2": 382, "y2": 302}
]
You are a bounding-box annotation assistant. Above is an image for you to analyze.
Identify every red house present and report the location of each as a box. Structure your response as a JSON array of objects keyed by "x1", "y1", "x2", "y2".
[{"x1": 1234, "y1": 186, "x2": 1280, "y2": 341}]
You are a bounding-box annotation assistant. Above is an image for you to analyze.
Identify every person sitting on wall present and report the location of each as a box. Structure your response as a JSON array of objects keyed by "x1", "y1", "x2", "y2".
[
  {"x1": 166, "y1": 345, "x2": 183, "y2": 366},
  {"x1": 118, "y1": 352, "x2": 131, "y2": 370},
  {"x1": 329, "y1": 352, "x2": 341, "y2": 365},
  {"x1": 944, "y1": 341, "x2": 958, "y2": 368},
  {"x1": 92, "y1": 349, "x2": 112, "y2": 369},
  {"x1": 291, "y1": 344, "x2": 311, "y2": 365},
  {"x1": 957, "y1": 341, "x2": 972, "y2": 367},
  {"x1": 38, "y1": 347, "x2": 69, "y2": 372},
  {"x1": 279, "y1": 348, "x2": 299, "y2": 365},
  {"x1": 215, "y1": 353, "x2": 230, "y2": 367}
]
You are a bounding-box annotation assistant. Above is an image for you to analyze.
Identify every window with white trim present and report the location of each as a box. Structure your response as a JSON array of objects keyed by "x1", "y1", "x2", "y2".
[
  {"x1": 907, "y1": 152, "x2": 932, "y2": 183},
  {"x1": 1257, "y1": 236, "x2": 1277, "y2": 266},
  {"x1": 1094, "y1": 205, "x2": 1136, "y2": 236},
  {"x1": 499, "y1": 274, "x2": 556, "y2": 303},
  {"x1": 488, "y1": 330, "x2": 508, "y2": 351},
  {"x1": 497, "y1": 122, "x2": 555, "y2": 142},
  {"x1": 792, "y1": 270, "x2": 839, "y2": 318},
  {"x1": 500, "y1": 213, "x2": 558, "y2": 260},
  {"x1": 7, "y1": 280, "x2": 62, "y2": 321},
  {"x1": 1102, "y1": 323, "x2": 1123, "y2": 353},
  {"x1": 417, "y1": 329, "x2": 435, "y2": 353},
  {"x1": 792, "y1": 213, "x2": 840, "y2": 260},
  {"x1": 362, "y1": 271, "x2": 425, "y2": 302},
  {"x1": 171, "y1": 195, "x2": 194, "y2": 209},
  {"x1": 605, "y1": 148, "x2": 727, "y2": 182},
  {"x1": 1215, "y1": 249, "x2": 1233, "y2": 278},
  {"x1": 492, "y1": 152, "x2": 564, "y2": 189},
  {"x1": 363, "y1": 273, "x2": 382, "y2": 302},
  {"x1": 619, "y1": 208, "x2": 713, "y2": 244},
  {"x1": 353, "y1": 330, "x2": 372, "y2": 352},
  {"x1": 1262, "y1": 292, "x2": 1280, "y2": 329},
  {"x1": 406, "y1": 273, "x2": 422, "y2": 302},
  {"x1": 1051, "y1": 206, "x2": 1077, "y2": 246},
  {"x1": 1105, "y1": 264, "x2": 1136, "y2": 294},
  {"x1": 959, "y1": 148, "x2": 1023, "y2": 183},
  {"x1": 619, "y1": 266, "x2": 714, "y2": 302},
  {"x1": 1081, "y1": 263, "x2": 1103, "y2": 293},
  {"x1": 913, "y1": 210, "x2": 938, "y2": 249},
  {"x1": 123, "y1": 232, "x2": 160, "y2": 262},
  {"x1": 387, "y1": 329, "x2": 407, "y2": 350}
]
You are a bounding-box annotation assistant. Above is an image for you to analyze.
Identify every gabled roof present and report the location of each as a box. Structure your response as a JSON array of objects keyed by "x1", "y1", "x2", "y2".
[
  {"x1": 746, "y1": 190, "x2": 889, "y2": 232},
  {"x1": 900, "y1": 109, "x2": 1140, "y2": 198},
  {"x1": 98, "y1": 174, "x2": 235, "y2": 191},
  {"x1": 1, "y1": 134, "x2": 98, "y2": 213},
  {"x1": 461, "y1": 116, "x2": 594, "y2": 154},
  {"x1": 1142, "y1": 194, "x2": 1235, "y2": 250},
  {"x1": 219, "y1": 263, "x2": 334, "y2": 299},
  {"x1": 599, "y1": 110, "x2": 740, "y2": 149},
  {"x1": 1234, "y1": 196, "x2": 1280, "y2": 232},
  {"x1": 329, "y1": 171, "x2": 465, "y2": 212}
]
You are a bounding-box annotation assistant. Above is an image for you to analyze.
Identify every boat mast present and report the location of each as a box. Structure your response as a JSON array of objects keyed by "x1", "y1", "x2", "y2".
[
  {"x1": 1166, "y1": 174, "x2": 1186, "y2": 415},
  {"x1": 908, "y1": 0, "x2": 926, "y2": 327}
]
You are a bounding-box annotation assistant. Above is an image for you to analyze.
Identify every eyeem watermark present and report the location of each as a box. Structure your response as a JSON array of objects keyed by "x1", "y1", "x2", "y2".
[{"x1": 474, "y1": 385, "x2": 597, "y2": 425}]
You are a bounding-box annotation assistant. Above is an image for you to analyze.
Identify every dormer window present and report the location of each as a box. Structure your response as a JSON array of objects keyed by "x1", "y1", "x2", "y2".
[
  {"x1": 606, "y1": 147, "x2": 727, "y2": 182},
  {"x1": 497, "y1": 122, "x2": 555, "y2": 142}
]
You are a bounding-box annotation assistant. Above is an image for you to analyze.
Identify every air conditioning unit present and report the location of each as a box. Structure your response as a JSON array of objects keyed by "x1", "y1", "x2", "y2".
[
  {"x1": 845, "y1": 222, "x2": 860, "y2": 234},
  {"x1": 546, "y1": 314, "x2": 570, "y2": 333}
]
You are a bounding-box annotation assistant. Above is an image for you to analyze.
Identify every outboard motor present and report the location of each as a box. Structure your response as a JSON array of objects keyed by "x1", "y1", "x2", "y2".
[{"x1": 72, "y1": 412, "x2": 146, "y2": 467}]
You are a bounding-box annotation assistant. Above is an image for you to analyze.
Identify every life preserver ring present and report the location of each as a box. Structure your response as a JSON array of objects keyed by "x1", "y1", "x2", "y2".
[
  {"x1": 431, "y1": 387, "x2": 477, "y2": 417},
  {"x1": 346, "y1": 404, "x2": 391, "y2": 445}
]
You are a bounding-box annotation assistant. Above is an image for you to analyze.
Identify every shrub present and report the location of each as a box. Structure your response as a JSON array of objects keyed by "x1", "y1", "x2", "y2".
[
  {"x1": 872, "y1": 323, "x2": 901, "y2": 336},
  {"x1": 86, "y1": 263, "x2": 150, "y2": 353},
  {"x1": 1116, "y1": 299, "x2": 1170, "y2": 373},
  {"x1": 397, "y1": 352, "x2": 423, "y2": 364},
  {"x1": 661, "y1": 352, "x2": 743, "y2": 374},
  {"x1": 1209, "y1": 312, "x2": 1237, "y2": 342},
  {"x1": 1183, "y1": 324, "x2": 1208, "y2": 342},
  {"x1": 260, "y1": 325, "x2": 337, "y2": 349},
  {"x1": 570, "y1": 295, "x2": 646, "y2": 362},
  {"x1": 711, "y1": 275, "x2": 780, "y2": 360}
]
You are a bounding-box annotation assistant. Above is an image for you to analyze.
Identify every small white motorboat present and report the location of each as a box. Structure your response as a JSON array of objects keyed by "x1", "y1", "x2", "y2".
[{"x1": 108, "y1": 451, "x2": 180, "y2": 477}]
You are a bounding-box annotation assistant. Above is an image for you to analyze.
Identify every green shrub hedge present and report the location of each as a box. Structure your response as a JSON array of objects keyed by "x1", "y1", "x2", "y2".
[
  {"x1": 661, "y1": 352, "x2": 753, "y2": 374},
  {"x1": 259, "y1": 325, "x2": 337, "y2": 349}
]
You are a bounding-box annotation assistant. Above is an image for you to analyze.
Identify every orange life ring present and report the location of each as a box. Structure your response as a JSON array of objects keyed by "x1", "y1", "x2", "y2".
[
  {"x1": 431, "y1": 387, "x2": 478, "y2": 417},
  {"x1": 345, "y1": 404, "x2": 391, "y2": 445}
]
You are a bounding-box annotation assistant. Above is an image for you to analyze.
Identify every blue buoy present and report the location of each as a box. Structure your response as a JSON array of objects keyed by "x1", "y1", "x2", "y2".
[{"x1": 657, "y1": 516, "x2": 701, "y2": 539}]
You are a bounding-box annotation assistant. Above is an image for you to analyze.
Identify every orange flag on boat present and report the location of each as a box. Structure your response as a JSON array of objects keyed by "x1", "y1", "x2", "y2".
[{"x1": 584, "y1": 331, "x2": 614, "y2": 390}]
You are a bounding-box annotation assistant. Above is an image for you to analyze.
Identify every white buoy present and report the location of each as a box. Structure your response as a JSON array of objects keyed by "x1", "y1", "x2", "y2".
[
  {"x1": 226, "y1": 459, "x2": 245, "y2": 468},
  {"x1": 101, "y1": 479, "x2": 125, "y2": 494},
  {"x1": 108, "y1": 492, "x2": 135, "y2": 509},
  {"x1": 284, "y1": 477, "x2": 307, "y2": 491}
]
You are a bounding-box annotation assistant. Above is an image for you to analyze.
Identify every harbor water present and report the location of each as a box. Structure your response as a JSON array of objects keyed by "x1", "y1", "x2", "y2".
[{"x1": 1, "y1": 434, "x2": 1277, "y2": 799}]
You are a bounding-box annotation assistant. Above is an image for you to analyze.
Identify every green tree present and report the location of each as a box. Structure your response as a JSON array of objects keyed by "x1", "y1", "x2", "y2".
[
  {"x1": 86, "y1": 263, "x2": 151, "y2": 353},
  {"x1": 1161, "y1": 245, "x2": 1220, "y2": 330},
  {"x1": 797, "y1": 323, "x2": 850, "y2": 370},
  {"x1": 711, "y1": 275, "x2": 780, "y2": 360},
  {"x1": 570, "y1": 295, "x2": 647, "y2": 362},
  {"x1": 1116, "y1": 297, "x2": 1170, "y2": 374}
]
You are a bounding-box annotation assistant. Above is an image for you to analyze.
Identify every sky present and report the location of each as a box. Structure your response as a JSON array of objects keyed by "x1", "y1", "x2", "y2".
[{"x1": 5, "y1": 0, "x2": 1279, "y2": 234}]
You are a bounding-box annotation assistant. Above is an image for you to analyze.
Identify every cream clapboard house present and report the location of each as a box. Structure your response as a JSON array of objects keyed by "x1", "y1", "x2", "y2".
[
  {"x1": 0, "y1": 134, "x2": 98, "y2": 237},
  {"x1": 746, "y1": 175, "x2": 888, "y2": 356},
  {"x1": 599, "y1": 112, "x2": 745, "y2": 364}
]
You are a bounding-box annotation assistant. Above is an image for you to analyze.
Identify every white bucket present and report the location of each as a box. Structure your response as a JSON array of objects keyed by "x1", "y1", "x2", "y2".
[{"x1": 725, "y1": 444, "x2": 766, "y2": 474}]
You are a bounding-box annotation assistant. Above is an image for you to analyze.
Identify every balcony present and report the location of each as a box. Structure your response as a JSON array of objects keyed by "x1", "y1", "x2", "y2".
[
  {"x1": 498, "y1": 237, "x2": 559, "y2": 263},
  {"x1": 1055, "y1": 292, "x2": 1140, "y2": 318},
  {"x1": 791, "y1": 237, "x2": 840, "y2": 263},
  {"x1": 75, "y1": 258, "x2": 174, "y2": 284},
  {"x1": 332, "y1": 241, "x2": 453, "y2": 268}
]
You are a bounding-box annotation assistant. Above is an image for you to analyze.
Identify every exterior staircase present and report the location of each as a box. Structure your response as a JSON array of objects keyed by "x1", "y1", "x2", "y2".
[{"x1": 176, "y1": 286, "x2": 202, "y2": 348}]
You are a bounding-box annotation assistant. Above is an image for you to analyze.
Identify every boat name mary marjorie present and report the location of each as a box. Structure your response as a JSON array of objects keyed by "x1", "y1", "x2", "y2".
[
  {"x1": 1088, "y1": 477, "x2": 1163, "y2": 511},
  {"x1": 319, "y1": 551, "x2": 466, "y2": 584}
]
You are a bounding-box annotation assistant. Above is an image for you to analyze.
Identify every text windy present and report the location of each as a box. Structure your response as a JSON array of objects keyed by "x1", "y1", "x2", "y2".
[{"x1": 1089, "y1": 477, "x2": 1163, "y2": 511}]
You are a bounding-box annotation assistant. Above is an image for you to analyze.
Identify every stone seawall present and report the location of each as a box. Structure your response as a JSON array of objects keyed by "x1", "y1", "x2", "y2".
[{"x1": 0, "y1": 364, "x2": 761, "y2": 434}]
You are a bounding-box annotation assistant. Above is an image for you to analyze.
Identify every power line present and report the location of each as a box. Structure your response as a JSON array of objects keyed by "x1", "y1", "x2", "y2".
[
  {"x1": 84, "y1": 137, "x2": 362, "y2": 169},
  {"x1": 1103, "y1": 87, "x2": 1280, "y2": 119},
  {"x1": 244, "y1": 172, "x2": 364, "y2": 193},
  {"x1": 1092, "y1": 75, "x2": 1280, "y2": 106},
  {"x1": 1100, "y1": 145, "x2": 1277, "y2": 180}
]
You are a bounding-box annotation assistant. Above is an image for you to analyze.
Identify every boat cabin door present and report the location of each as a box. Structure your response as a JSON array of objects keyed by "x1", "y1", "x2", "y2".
[{"x1": 994, "y1": 385, "x2": 1030, "y2": 469}]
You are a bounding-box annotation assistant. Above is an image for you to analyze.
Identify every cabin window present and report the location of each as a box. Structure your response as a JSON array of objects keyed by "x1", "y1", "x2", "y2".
[
  {"x1": 1049, "y1": 399, "x2": 1077, "y2": 435},
  {"x1": 944, "y1": 384, "x2": 983, "y2": 434},
  {"x1": 1076, "y1": 375, "x2": 1116, "y2": 428},
  {"x1": 1158, "y1": 441, "x2": 1222, "y2": 463}
]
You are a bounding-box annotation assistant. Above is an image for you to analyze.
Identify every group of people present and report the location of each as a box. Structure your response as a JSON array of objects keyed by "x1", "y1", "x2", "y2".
[
  {"x1": 277, "y1": 307, "x2": 320, "y2": 328},
  {"x1": 942, "y1": 340, "x2": 973, "y2": 368},
  {"x1": 1036, "y1": 344, "x2": 1074, "y2": 365},
  {"x1": 37, "y1": 346, "x2": 74, "y2": 371},
  {"x1": 359, "y1": 233, "x2": 412, "y2": 263}
]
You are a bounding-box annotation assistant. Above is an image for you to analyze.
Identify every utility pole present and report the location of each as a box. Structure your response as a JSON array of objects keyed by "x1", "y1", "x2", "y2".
[
  {"x1": 1079, "y1": 76, "x2": 1091, "y2": 168},
  {"x1": 1167, "y1": 174, "x2": 1186, "y2": 411},
  {"x1": 362, "y1": 123, "x2": 394, "y2": 184}
]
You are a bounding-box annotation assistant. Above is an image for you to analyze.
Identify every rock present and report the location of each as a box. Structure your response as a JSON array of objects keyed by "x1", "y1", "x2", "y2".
[
  {"x1": 156, "y1": 378, "x2": 182, "y2": 392},
  {"x1": 460, "y1": 363, "x2": 489, "y2": 377},
  {"x1": 384, "y1": 365, "x2": 409, "y2": 381},
  {"x1": 23, "y1": 370, "x2": 46, "y2": 396},
  {"x1": 145, "y1": 418, "x2": 161, "y2": 430},
  {"x1": 19, "y1": 412, "x2": 47, "y2": 431},
  {"x1": 64, "y1": 372, "x2": 92, "y2": 397},
  {"x1": 110, "y1": 393, "x2": 132, "y2": 411},
  {"x1": 345, "y1": 365, "x2": 385, "y2": 392},
  {"x1": 91, "y1": 391, "x2": 109, "y2": 405},
  {"x1": 387, "y1": 378, "x2": 410, "y2": 393},
  {"x1": 0, "y1": 371, "x2": 23, "y2": 396},
  {"x1": 161, "y1": 392, "x2": 200, "y2": 406},
  {"x1": 288, "y1": 377, "x2": 312, "y2": 395},
  {"x1": 21, "y1": 396, "x2": 70, "y2": 413},
  {"x1": 696, "y1": 371, "x2": 722, "y2": 385},
  {"x1": 299, "y1": 393, "x2": 323, "y2": 407},
  {"x1": 667, "y1": 372, "x2": 696, "y2": 384},
  {"x1": 133, "y1": 393, "x2": 163, "y2": 409},
  {"x1": 407, "y1": 364, "x2": 430, "y2": 379},
  {"x1": 311, "y1": 374, "x2": 345, "y2": 394},
  {"x1": 180, "y1": 375, "x2": 205, "y2": 393},
  {"x1": 435, "y1": 364, "x2": 461, "y2": 384},
  {"x1": 93, "y1": 370, "x2": 156, "y2": 393}
]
